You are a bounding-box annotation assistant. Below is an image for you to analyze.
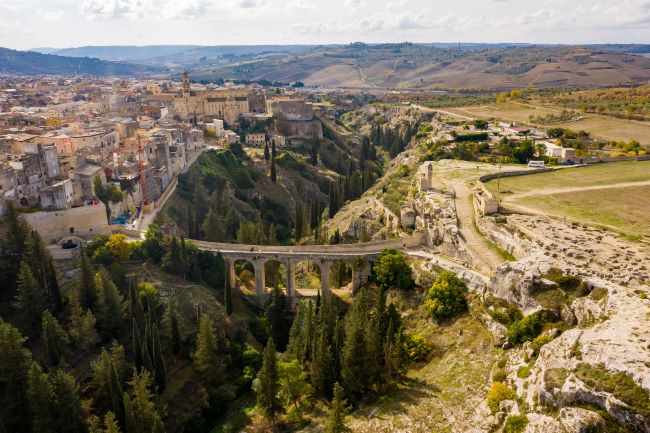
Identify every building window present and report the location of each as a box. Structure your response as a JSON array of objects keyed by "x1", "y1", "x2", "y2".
[{"x1": 69, "y1": 227, "x2": 74, "y2": 234}]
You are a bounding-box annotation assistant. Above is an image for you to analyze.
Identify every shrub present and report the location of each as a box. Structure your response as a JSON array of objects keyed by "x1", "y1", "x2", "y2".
[
  {"x1": 373, "y1": 248, "x2": 415, "y2": 291},
  {"x1": 424, "y1": 272, "x2": 468, "y2": 321},
  {"x1": 493, "y1": 369, "x2": 507, "y2": 383},
  {"x1": 544, "y1": 367, "x2": 568, "y2": 390},
  {"x1": 486, "y1": 381, "x2": 516, "y2": 414},
  {"x1": 589, "y1": 287, "x2": 608, "y2": 301},
  {"x1": 402, "y1": 333, "x2": 432, "y2": 362},
  {"x1": 504, "y1": 415, "x2": 528, "y2": 433},
  {"x1": 531, "y1": 334, "x2": 554, "y2": 354},
  {"x1": 517, "y1": 366, "x2": 532, "y2": 378},
  {"x1": 575, "y1": 363, "x2": 650, "y2": 415},
  {"x1": 490, "y1": 304, "x2": 523, "y2": 326},
  {"x1": 507, "y1": 311, "x2": 548, "y2": 345}
]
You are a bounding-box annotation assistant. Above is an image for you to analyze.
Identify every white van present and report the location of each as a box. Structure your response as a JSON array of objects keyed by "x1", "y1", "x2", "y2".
[{"x1": 528, "y1": 160, "x2": 545, "y2": 168}]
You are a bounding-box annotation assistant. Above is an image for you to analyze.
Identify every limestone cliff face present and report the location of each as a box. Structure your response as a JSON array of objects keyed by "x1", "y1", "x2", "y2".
[{"x1": 482, "y1": 244, "x2": 650, "y2": 432}]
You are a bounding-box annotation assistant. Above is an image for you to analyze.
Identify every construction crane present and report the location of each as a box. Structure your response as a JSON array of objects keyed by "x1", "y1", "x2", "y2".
[{"x1": 137, "y1": 135, "x2": 149, "y2": 205}]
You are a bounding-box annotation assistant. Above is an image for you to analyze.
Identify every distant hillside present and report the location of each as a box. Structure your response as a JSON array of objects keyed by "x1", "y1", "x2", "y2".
[
  {"x1": 33, "y1": 45, "x2": 321, "y2": 67},
  {"x1": 0, "y1": 47, "x2": 160, "y2": 76},
  {"x1": 188, "y1": 43, "x2": 650, "y2": 90}
]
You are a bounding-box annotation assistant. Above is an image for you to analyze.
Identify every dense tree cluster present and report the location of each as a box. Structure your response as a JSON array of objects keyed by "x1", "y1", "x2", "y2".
[{"x1": 370, "y1": 120, "x2": 418, "y2": 158}]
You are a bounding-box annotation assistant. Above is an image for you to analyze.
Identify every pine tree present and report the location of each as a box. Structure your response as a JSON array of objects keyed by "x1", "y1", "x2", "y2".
[
  {"x1": 129, "y1": 370, "x2": 156, "y2": 433},
  {"x1": 161, "y1": 237, "x2": 181, "y2": 275},
  {"x1": 0, "y1": 319, "x2": 32, "y2": 432},
  {"x1": 96, "y1": 268, "x2": 125, "y2": 339},
  {"x1": 122, "y1": 393, "x2": 137, "y2": 433},
  {"x1": 324, "y1": 383, "x2": 351, "y2": 433},
  {"x1": 152, "y1": 327, "x2": 166, "y2": 393},
  {"x1": 254, "y1": 338, "x2": 280, "y2": 421},
  {"x1": 286, "y1": 301, "x2": 307, "y2": 362},
  {"x1": 194, "y1": 315, "x2": 221, "y2": 382},
  {"x1": 14, "y1": 261, "x2": 47, "y2": 333},
  {"x1": 270, "y1": 157, "x2": 277, "y2": 183},
  {"x1": 202, "y1": 209, "x2": 225, "y2": 242},
  {"x1": 151, "y1": 413, "x2": 166, "y2": 433},
  {"x1": 51, "y1": 370, "x2": 86, "y2": 433},
  {"x1": 26, "y1": 362, "x2": 56, "y2": 433},
  {"x1": 77, "y1": 250, "x2": 98, "y2": 311},
  {"x1": 42, "y1": 310, "x2": 69, "y2": 366},
  {"x1": 103, "y1": 412, "x2": 122, "y2": 433}
]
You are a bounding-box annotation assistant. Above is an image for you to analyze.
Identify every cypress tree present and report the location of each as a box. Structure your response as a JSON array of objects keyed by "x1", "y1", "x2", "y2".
[
  {"x1": 310, "y1": 324, "x2": 333, "y2": 397},
  {"x1": 103, "y1": 412, "x2": 121, "y2": 433},
  {"x1": 46, "y1": 257, "x2": 63, "y2": 316},
  {"x1": 77, "y1": 250, "x2": 98, "y2": 311},
  {"x1": 265, "y1": 286, "x2": 290, "y2": 352},
  {"x1": 179, "y1": 236, "x2": 189, "y2": 279},
  {"x1": 310, "y1": 140, "x2": 318, "y2": 165},
  {"x1": 42, "y1": 310, "x2": 69, "y2": 367},
  {"x1": 96, "y1": 268, "x2": 124, "y2": 339},
  {"x1": 263, "y1": 142, "x2": 270, "y2": 161},
  {"x1": 224, "y1": 275, "x2": 233, "y2": 316},
  {"x1": 271, "y1": 140, "x2": 277, "y2": 158},
  {"x1": 270, "y1": 157, "x2": 277, "y2": 183},
  {"x1": 324, "y1": 382, "x2": 351, "y2": 433},
  {"x1": 340, "y1": 291, "x2": 370, "y2": 399},
  {"x1": 133, "y1": 321, "x2": 143, "y2": 372},
  {"x1": 142, "y1": 336, "x2": 154, "y2": 376},
  {"x1": 14, "y1": 261, "x2": 47, "y2": 333},
  {"x1": 152, "y1": 327, "x2": 166, "y2": 393},
  {"x1": 254, "y1": 338, "x2": 280, "y2": 421},
  {"x1": 202, "y1": 209, "x2": 225, "y2": 242},
  {"x1": 108, "y1": 360, "x2": 125, "y2": 426},
  {"x1": 122, "y1": 393, "x2": 137, "y2": 433},
  {"x1": 383, "y1": 319, "x2": 400, "y2": 386},
  {"x1": 161, "y1": 237, "x2": 181, "y2": 275}
]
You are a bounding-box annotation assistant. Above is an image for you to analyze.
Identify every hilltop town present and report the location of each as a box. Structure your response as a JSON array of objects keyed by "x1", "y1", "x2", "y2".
[{"x1": 0, "y1": 72, "x2": 324, "y2": 243}]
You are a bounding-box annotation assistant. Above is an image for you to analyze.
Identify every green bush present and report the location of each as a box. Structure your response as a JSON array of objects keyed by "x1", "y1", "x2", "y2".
[
  {"x1": 373, "y1": 248, "x2": 415, "y2": 291},
  {"x1": 424, "y1": 272, "x2": 468, "y2": 321},
  {"x1": 575, "y1": 363, "x2": 650, "y2": 415},
  {"x1": 493, "y1": 369, "x2": 507, "y2": 383},
  {"x1": 486, "y1": 381, "x2": 517, "y2": 414},
  {"x1": 504, "y1": 415, "x2": 528, "y2": 433},
  {"x1": 531, "y1": 334, "x2": 554, "y2": 354},
  {"x1": 507, "y1": 311, "x2": 548, "y2": 345},
  {"x1": 517, "y1": 366, "x2": 531, "y2": 379},
  {"x1": 402, "y1": 333, "x2": 432, "y2": 362},
  {"x1": 490, "y1": 304, "x2": 523, "y2": 326}
]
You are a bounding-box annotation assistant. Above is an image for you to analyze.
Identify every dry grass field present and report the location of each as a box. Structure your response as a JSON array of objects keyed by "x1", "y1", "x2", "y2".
[
  {"x1": 517, "y1": 185, "x2": 650, "y2": 238},
  {"x1": 446, "y1": 101, "x2": 650, "y2": 144},
  {"x1": 484, "y1": 161, "x2": 650, "y2": 237}
]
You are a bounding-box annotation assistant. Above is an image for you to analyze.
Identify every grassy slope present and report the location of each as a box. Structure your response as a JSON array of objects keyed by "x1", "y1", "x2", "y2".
[{"x1": 348, "y1": 315, "x2": 497, "y2": 433}]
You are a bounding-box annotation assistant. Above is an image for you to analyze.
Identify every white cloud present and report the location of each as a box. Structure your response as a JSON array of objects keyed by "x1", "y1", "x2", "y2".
[
  {"x1": 41, "y1": 10, "x2": 65, "y2": 21},
  {"x1": 162, "y1": 0, "x2": 212, "y2": 19},
  {"x1": 81, "y1": 0, "x2": 150, "y2": 19}
]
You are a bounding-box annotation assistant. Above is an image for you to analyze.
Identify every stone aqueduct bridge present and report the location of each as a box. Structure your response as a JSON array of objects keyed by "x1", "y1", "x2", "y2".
[{"x1": 191, "y1": 234, "x2": 425, "y2": 301}]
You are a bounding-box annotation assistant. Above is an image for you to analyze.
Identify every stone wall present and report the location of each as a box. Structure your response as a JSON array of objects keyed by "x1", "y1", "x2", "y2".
[
  {"x1": 24, "y1": 203, "x2": 110, "y2": 244},
  {"x1": 275, "y1": 119, "x2": 323, "y2": 139}
]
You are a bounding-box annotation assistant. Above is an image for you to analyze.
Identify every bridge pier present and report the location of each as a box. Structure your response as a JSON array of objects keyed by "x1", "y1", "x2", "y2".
[
  {"x1": 253, "y1": 259, "x2": 266, "y2": 302},
  {"x1": 352, "y1": 259, "x2": 372, "y2": 293},
  {"x1": 320, "y1": 260, "x2": 332, "y2": 296},
  {"x1": 285, "y1": 259, "x2": 296, "y2": 298},
  {"x1": 227, "y1": 258, "x2": 237, "y2": 289}
]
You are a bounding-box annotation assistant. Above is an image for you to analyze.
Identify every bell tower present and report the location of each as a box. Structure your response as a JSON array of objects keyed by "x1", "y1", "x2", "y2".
[{"x1": 182, "y1": 71, "x2": 190, "y2": 95}]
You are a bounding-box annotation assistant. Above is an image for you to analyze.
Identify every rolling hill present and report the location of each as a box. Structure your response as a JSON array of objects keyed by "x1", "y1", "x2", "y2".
[
  {"x1": 187, "y1": 43, "x2": 650, "y2": 90},
  {"x1": 0, "y1": 47, "x2": 161, "y2": 76}
]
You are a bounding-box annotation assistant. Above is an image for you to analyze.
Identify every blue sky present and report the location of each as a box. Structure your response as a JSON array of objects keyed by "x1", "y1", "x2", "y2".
[{"x1": 1, "y1": 0, "x2": 650, "y2": 49}]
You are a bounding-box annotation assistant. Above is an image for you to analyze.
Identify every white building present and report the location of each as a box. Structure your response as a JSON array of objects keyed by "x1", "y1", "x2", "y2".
[{"x1": 245, "y1": 133, "x2": 266, "y2": 146}]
